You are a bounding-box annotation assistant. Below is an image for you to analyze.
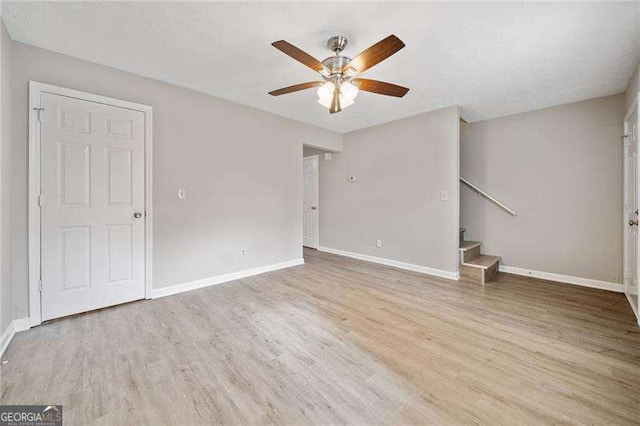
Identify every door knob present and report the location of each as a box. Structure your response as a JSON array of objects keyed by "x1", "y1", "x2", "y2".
[
  {"x1": 311, "y1": 206, "x2": 317, "y2": 210},
  {"x1": 630, "y1": 220, "x2": 638, "y2": 227},
  {"x1": 133, "y1": 212, "x2": 143, "y2": 219}
]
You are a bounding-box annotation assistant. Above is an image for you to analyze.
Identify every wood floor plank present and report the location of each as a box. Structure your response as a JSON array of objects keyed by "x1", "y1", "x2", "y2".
[{"x1": 1, "y1": 248, "x2": 639, "y2": 425}]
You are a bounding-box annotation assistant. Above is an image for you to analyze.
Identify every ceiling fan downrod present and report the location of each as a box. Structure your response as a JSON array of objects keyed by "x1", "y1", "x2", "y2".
[{"x1": 322, "y1": 37, "x2": 352, "y2": 80}]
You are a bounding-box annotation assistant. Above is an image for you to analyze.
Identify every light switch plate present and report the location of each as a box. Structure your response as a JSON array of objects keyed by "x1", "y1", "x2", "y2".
[
  {"x1": 440, "y1": 190, "x2": 448, "y2": 201},
  {"x1": 324, "y1": 152, "x2": 332, "y2": 161},
  {"x1": 178, "y1": 188, "x2": 187, "y2": 199}
]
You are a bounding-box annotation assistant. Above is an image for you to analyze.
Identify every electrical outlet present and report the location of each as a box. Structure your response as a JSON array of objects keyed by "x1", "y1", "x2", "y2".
[
  {"x1": 612, "y1": 274, "x2": 620, "y2": 283},
  {"x1": 376, "y1": 239, "x2": 383, "y2": 248},
  {"x1": 240, "y1": 248, "x2": 247, "y2": 257},
  {"x1": 440, "y1": 190, "x2": 449, "y2": 201},
  {"x1": 324, "y1": 152, "x2": 332, "y2": 161}
]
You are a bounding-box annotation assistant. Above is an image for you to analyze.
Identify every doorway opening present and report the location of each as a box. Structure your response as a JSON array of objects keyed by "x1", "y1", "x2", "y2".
[
  {"x1": 302, "y1": 152, "x2": 319, "y2": 250},
  {"x1": 303, "y1": 145, "x2": 333, "y2": 251}
]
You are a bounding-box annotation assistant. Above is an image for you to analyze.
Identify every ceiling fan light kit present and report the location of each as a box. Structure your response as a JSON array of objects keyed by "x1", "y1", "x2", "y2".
[
  {"x1": 316, "y1": 80, "x2": 358, "y2": 110},
  {"x1": 269, "y1": 34, "x2": 409, "y2": 114}
]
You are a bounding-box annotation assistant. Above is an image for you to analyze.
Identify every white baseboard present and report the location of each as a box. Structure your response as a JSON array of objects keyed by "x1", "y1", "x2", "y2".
[
  {"x1": 0, "y1": 317, "x2": 31, "y2": 359},
  {"x1": 13, "y1": 317, "x2": 31, "y2": 332},
  {"x1": 151, "y1": 258, "x2": 305, "y2": 299},
  {"x1": 624, "y1": 292, "x2": 639, "y2": 325},
  {"x1": 499, "y1": 265, "x2": 624, "y2": 293},
  {"x1": 318, "y1": 246, "x2": 459, "y2": 281},
  {"x1": 0, "y1": 324, "x2": 13, "y2": 358}
]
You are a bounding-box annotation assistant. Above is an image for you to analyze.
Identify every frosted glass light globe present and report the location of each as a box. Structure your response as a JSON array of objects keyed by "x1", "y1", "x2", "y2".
[
  {"x1": 340, "y1": 81, "x2": 359, "y2": 101},
  {"x1": 317, "y1": 81, "x2": 335, "y2": 101}
]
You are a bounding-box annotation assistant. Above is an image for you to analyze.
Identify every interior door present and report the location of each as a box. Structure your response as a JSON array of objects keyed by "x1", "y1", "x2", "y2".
[
  {"x1": 624, "y1": 101, "x2": 639, "y2": 318},
  {"x1": 40, "y1": 92, "x2": 146, "y2": 321},
  {"x1": 303, "y1": 155, "x2": 319, "y2": 249}
]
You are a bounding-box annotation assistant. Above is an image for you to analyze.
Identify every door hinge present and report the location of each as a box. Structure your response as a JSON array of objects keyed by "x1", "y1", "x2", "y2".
[
  {"x1": 33, "y1": 107, "x2": 44, "y2": 122},
  {"x1": 38, "y1": 194, "x2": 44, "y2": 207},
  {"x1": 38, "y1": 279, "x2": 43, "y2": 292}
]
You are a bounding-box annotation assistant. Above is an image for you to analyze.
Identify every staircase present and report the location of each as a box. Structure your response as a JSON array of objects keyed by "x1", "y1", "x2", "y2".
[{"x1": 459, "y1": 228, "x2": 500, "y2": 284}]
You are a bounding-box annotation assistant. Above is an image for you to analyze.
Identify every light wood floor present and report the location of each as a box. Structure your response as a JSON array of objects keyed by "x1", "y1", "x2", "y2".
[{"x1": 2, "y1": 249, "x2": 639, "y2": 425}]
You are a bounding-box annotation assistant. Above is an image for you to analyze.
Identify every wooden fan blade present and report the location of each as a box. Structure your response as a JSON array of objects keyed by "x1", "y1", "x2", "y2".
[
  {"x1": 269, "y1": 82, "x2": 323, "y2": 96},
  {"x1": 353, "y1": 78, "x2": 409, "y2": 97},
  {"x1": 343, "y1": 35, "x2": 405, "y2": 74},
  {"x1": 272, "y1": 40, "x2": 326, "y2": 74},
  {"x1": 330, "y1": 89, "x2": 341, "y2": 114}
]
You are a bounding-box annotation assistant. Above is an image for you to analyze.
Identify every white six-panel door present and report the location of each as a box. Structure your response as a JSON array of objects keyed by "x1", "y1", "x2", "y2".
[
  {"x1": 40, "y1": 92, "x2": 146, "y2": 321},
  {"x1": 303, "y1": 155, "x2": 319, "y2": 249},
  {"x1": 624, "y1": 98, "x2": 640, "y2": 321}
]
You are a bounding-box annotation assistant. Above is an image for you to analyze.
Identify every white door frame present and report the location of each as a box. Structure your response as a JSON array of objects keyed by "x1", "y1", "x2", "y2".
[
  {"x1": 623, "y1": 91, "x2": 639, "y2": 322},
  {"x1": 303, "y1": 155, "x2": 319, "y2": 249},
  {"x1": 28, "y1": 81, "x2": 153, "y2": 327}
]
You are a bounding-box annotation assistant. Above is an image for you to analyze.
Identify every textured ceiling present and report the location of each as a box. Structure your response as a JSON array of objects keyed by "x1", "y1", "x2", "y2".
[{"x1": 3, "y1": 2, "x2": 639, "y2": 133}]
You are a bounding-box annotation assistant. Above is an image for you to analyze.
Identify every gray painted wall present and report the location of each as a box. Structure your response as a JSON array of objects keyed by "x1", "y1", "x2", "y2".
[
  {"x1": 625, "y1": 60, "x2": 639, "y2": 113},
  {"x1": 8, "y1": 41, "x2": 342, "y2": 320},
  {"x1": 1, "y1": 20, "x2": 12, "y2": 336},
  {"x1": 316, "y1": 107, "x2": 461, "y2": 274},
  {"x1": 460, "y1": 94, "x2": 625, "y2": 283},
  {"x1": 3, "y1": 32, "x2": 634, "y2": 328}
]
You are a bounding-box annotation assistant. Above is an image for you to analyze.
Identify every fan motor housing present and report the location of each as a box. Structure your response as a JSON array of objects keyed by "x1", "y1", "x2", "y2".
[{"x1": 322, "y1": 56, "x2": 351, "y2": 77}]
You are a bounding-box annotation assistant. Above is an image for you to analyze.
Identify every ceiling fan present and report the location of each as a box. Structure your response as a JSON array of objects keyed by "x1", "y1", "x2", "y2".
[{"x1": 268, "y1": 35, "x2": 409, "y2": 114}]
